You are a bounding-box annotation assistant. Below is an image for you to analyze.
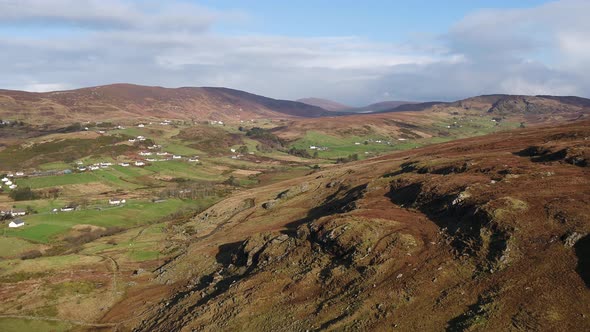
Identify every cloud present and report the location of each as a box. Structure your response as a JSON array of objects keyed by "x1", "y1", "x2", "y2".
[{"x1": 0, "y1": 0, "x2": 588, "y2": 104}]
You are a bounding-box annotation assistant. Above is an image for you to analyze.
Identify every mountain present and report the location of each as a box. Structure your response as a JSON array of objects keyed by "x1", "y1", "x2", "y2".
[
  {"x1": 354, "y1": 100, "x2": 418, "y2": 113},
  {"x1": 274, "y1": 94, "x2": 590, "y2": 142},
  {"x1": 0, "y1": 84, "x2": 330, "y2": 125},
  {"x1": 296, "y1": 97, "x2": 352, "y2": 112},
  {"x1": 115, "y1": 120, "x2": 590, "y2": 331}
]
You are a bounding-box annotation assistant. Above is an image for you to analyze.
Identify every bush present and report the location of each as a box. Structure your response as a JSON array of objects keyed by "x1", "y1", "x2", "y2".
[
  {"x1": 20, "y1": 250, "x2": 43, "y2": 260},
  {"x1": 288, "y1": 147, "x2": 311, "y2": 158},
  {"x1": 9, "y1": 187, "x2": 38, "y2": 201}
]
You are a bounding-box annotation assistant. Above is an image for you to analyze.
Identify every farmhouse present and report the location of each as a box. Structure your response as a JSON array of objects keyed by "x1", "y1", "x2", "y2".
[
  {"x1": 8, "y1": 219, "x2": 25, "y2": 228},
  {"x1": 10, "y1": 209, "x2": 26, "y2": 217},
  {"x1": 108, "y1": 198, "x2": 126, "y2": 205}
]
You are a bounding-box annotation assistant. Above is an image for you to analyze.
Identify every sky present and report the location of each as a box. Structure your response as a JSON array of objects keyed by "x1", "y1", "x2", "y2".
[{"x1": 0, "y1": 0, "x2": 589, "y2": 105}]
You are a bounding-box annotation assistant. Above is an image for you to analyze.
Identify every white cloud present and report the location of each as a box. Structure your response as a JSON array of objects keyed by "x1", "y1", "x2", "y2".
[{"x1": 0, "y1": 0, "x2": 588, "y2": 104}]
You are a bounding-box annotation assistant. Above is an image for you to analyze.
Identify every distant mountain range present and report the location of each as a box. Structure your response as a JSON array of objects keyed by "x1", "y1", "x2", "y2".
[
  {"x1": 297, "y1": 97, "x2": 418, "y2": 113},
  {"x1": 0, "y1": 83, "x2": 329, "y2": 125},
  {"x1": 0, "y1": 83, "x2": 589, "y2": 125}
]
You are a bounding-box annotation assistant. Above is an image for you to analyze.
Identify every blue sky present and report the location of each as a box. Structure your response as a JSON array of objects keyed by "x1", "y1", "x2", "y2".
[{"x1": 0, "y1": 0, "x2": 588, "y2": 105}]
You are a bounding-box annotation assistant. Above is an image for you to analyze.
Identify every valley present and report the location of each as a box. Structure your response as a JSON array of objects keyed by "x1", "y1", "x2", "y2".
[{"x1": 0, "y1": 85, "x2": 588, "y2": 331}]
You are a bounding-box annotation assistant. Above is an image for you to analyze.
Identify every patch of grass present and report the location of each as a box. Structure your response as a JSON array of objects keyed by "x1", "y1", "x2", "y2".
[
  {"x1": 0, "y1": 237, "x2": 39, "y2": 258},
  {"x1": 5, "y1": 224, "x2": 68, "y2": 243},
  {"x1": 5, "y1": 199, "x2": 202, "y2": 243},
  {"x1": 0, "y1": 318, "x2": 71, "y2": 332},
  {"x1": 129, "y1": 250, "x2": 160, "y2": 261}
]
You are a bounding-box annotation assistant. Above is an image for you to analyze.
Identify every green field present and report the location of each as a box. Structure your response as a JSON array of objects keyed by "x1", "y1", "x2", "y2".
[
  {"x1": 4, "y1": 198, "x2": 212, "y2": 243},
  {"x1": 0, "y1": 237, "x2": 39, "y2": 258},
  {"x1": 0, "y1": 318, "x2": 71, "y2": 332}
]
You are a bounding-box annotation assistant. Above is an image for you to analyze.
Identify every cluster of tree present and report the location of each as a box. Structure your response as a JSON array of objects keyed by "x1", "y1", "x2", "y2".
[
  {"x1": 246, "y1": 127, "x2": 284, "y2": 151},
  {"x1": 9, "y1": 187, "x2": 39, "y2": 201},
  {"x1": 335, "y1": 154, "x2": 359, "y2": 164},
  {"x1": 60, "y1": 122, "x2": 84, "y2": 133},
  {"x1": 287, "y1": 147, "x2": 312, "y2": 158}
]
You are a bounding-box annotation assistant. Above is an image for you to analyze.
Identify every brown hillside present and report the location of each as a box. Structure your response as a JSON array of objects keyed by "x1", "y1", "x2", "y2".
[
  {"x1": 0, "y1": 84, "x2": 329, "y2": 125},
  {"x1": 104, "y1": 120, "x2": 590, "y2": 331}
]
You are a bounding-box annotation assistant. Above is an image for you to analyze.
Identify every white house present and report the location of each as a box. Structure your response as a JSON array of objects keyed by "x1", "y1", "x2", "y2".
[
  {"x1": 5, "y1": 180, "x2": 12, "y2": 186},
  {"x1": 119, "y1": 162, "x2": 130, "y2": 167},
  {"x1": 309, "y1": 146, "x2": 317, "y2": 150},
  {"x1": 10, "y1": 210, "x2": 26, "y2": 217},
  {"x1": 172, "y1": 155, "x2": 182, "y2": 159},
  {"x1": 354, "y1": 142, "x2": 361, "y2": 145},
  {"x1": 60, "y1": 206, "x2": 75, "y2": 212},
  {"x1": 1, "y1": 177, "x2": 9, "y2": 182},
  {"x1": 188, "y1": 158, "x2": 199, "y2": 162},
  {"x1": 108, "y1": 198, "x2": 126, "y2": 205},
  {"x1": 230, "y1": 148, "x2": 236, "y2": 153},
  {"x1": 128, "y1": 139, "x2": 136, "y2": 143},
  {"x1": 134, "y1": 161, "x2": 145, "y2": 166},
  {"x1": 89, "y1": 166, "x2": 100, "y2": 171},
  {"x1": 15, "y1": 171, "x2": 24, "y2": 177},
  {"x1": 9, "y1": 220, "x2": 25, "y2": 228},
  {"x1": 156, "y1": 152, "x2": 168, "y2": 156},
  {"x1": 9, "y1": 184, "x2": 17, "y2": 189},
  {"x1": 137, "y1": 124, "x2": 145, "y2": 128},
  {"x1": 6, "y1": 173, "x2": 13, "y2": 177},
  {"x1": 139, "y1": 151, "x2": 152, "y2": 156},
  {"x1": 397, "y1": 138, "x2": 407, "y2": 141}
]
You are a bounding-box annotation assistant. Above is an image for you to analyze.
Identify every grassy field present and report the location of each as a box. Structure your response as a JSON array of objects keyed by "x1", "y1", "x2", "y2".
[
  {"x1": 4, "y1": 198, "x2": 209, "y2": 243},
  {"x1": 0, "y1": 237, "x2": 40, "y2": 258},
  {"x1": 0, "y1": 318, "x2": 71, "y2": 332}
]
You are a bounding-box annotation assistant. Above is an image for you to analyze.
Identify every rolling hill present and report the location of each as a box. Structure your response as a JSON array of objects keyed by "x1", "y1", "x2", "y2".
[
  {"x1": 296, "y1": 98, "x2": 352, "y2": 112},
  {"x1": 109, "y1": 119, "x2": 590, "y2": 331},
  {"x1": 0, "y1": 84, "x2": 330, "y2": 125}
]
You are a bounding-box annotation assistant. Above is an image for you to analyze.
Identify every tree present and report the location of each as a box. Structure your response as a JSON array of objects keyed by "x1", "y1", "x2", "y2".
[
  {"x1": 224, "y1": 175, "x2": 240, "y2": 186},
  {"x1": 237, "y1": 145, "x2": 249, "y2": 154},
  {"x1": 9, "y1": 187, "x2": 38, "y2": 201}
]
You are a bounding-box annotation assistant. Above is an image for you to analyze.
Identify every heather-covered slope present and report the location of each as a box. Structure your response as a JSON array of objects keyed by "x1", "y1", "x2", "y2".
[
  {"x1": 102, "y1": 120, "x2": 590, "y2": 331},
  {"x1": 0, "y1": 84, "x2": 329, "y2": 125}
]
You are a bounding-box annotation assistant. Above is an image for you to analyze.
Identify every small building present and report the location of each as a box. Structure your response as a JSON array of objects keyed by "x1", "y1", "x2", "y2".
[
  {"x1": 60, "y1": 206, "x2": 75, "y2": 212},
  {"x1": 119, "y1": 162, "x2": 130, "y2": 167},
  {"x1": 137, "y1": 124, "x2": 145, "y2": 128},
  {"x1": 309, "y1": 146, "x2": 317, "y2": 150},
  {"x1": 15, "y1": 172, "x2": 24, "y2": 177},
  {"x1": 10, "y1": 209, "x2": 26, "y2": 217},
  {"x1": 108, "y1": 198, "x2": 126, "y2": 205},
  {"x1": 9, "y1": 184, "x2": 17, "y2": 189},
  {"x1": 188, "y1": 158, "x2": 199, "y2": 162},
  {"x1": 1, "y1": 177, "x2": 9, "y2": 182},
  {"x1": 8, "y1": 219, "x2": 25, "y2": 228},
  {"x1": 128, "y1": 139, "x2": 136, "y2": 143},
  {"x1": 134, "y1": 161, "x2": 145, "y2": 167},
  {"x1": 5, "y1": 180, "x2": 12, "y2": 186},
  {"x1": 172, "y1": 155, "x2": 181, "y2": 159}
]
